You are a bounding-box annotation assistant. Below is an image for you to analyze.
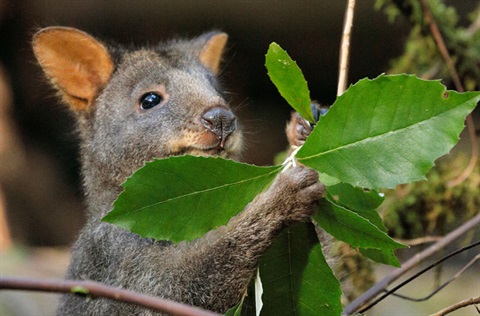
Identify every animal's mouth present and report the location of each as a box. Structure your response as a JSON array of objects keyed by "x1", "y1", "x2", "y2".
[
  {"x1": 188, "y1": 128, "x2": 240, "y2": 156},
  {"x1": 187, "y1": 143, "x2": 230, "y2": 158},
  {"x1": 174, "y1": 137, "x2": 240, "y2": 160},
  {"x1": 165, "y1": 125, "x2": 243, "y2": 160}
]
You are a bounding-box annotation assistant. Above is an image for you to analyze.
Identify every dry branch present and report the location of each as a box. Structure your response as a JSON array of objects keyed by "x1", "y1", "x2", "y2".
[
  {"x1": 337, "y1": 0, "x2": 356, "y2": 96},
  {"x1": 430, "y1": 296, "x2": 480, "y2": 316},
  {"x1": 390, "y1": 254, "x2": 480, "y2": 302},
  {"x1": 419, "y1": 0, "x2": 478, "y2": 187},
  {"x1": 0, "y1": 277, "x2": 220, "y2": 316},
  {"x1": 343, "y1": 213, "x2": 480, "y2": 315}
]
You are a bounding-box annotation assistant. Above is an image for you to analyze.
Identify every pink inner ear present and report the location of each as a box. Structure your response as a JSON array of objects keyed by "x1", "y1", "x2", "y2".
[
  {"x1": 33, "y1": 27, "x2": 114, "y2": 111},
  {"x1": 199, "y1": 33, "x2": 228, "y2": 75}
]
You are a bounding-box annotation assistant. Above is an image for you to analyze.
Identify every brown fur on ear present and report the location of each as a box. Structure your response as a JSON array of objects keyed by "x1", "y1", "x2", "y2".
[
  {"x1": 199, "y1": 33, "x2": 228, "y2": 75},
  {"x1": 33, "y1": 27, "x2": 114, "y2": 112}
]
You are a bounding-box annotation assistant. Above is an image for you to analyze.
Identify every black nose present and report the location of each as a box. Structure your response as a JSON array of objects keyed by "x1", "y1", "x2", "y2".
[{"x1": 201, "y1": 106, "x2": 236, "y2": 148}]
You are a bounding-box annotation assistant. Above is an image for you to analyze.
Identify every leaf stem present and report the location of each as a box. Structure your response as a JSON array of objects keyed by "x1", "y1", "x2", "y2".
[{"x1": 282, "y1": 145, "x2": 301, "y2": 172}]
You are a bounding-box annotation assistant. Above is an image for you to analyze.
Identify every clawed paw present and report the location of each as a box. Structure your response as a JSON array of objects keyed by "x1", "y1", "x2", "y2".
[
  {"x1": 270, "y1": 166, "x2": 325, "y2": 223},
  {"x1": 285, "y1": 102, "x2": 328, "y2": 147}
]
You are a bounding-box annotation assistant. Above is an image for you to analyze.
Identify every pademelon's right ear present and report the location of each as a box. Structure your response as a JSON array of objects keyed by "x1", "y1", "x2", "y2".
[{"x1": 33, "y1": 27, "x2": 114, "y2": 113}]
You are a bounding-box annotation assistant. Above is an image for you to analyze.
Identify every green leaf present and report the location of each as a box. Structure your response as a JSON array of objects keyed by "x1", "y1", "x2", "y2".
[
  {"x1": 103, "y1": 156, "x2": 281, "y2": 242},
  {"x1": 297, "y1": 74, "x2": 480, "y2": 189},
  {"x1": 71, "y1": 286, "x2": 89, "y2": 295},
  {"x1": 359, "y1": 247, "x2": 400, "y2": 267},
  {"x1": 326, "y1": 183, "x2": 385, "y2": 230},
  {"x1": 318, "y1": 172, "x2": 341, "y2": 186},
  {"x1": 314, "y1": 199, "x2": 406, "y2": 250},
  {"x1": 324, "y1": 183, "x2": 401, "y2": 266},
  {"x1": 266, "y1": 43, "x2": 315, "y2": 123},
  {"x1": 224, "y1": 297, "x2": 244, "y2": 316},
  {"x1": 259, "y1": 222, "x2": 342, "y2": 316}
]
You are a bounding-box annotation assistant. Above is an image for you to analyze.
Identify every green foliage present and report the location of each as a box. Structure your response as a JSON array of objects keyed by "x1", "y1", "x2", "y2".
[
  {"x1": 380, "y1": 154, "x2": 480, "y2": 239},
  {"x1": 314, "y1": 200, "x2": 404, "y2": 250},
  {"x1": 224, "y1": 298, "x2": 244, "y2": 316},
  {"x1": 377, "y1": 0, "x2": 480, "y2": 90},
  {"x1": 325, "y1": 184, "x2": 400, "y2": 267},
  {"x1": 297, "y1": 74, "x2": 480, "y2": 189},
  {"x1": 259, "y1": 222, "x2": 342, "y2": 316},
  {"x1": 104, "y1": 41, "x2": 479, "y2": 316},
  {"x1": 325, "y1": 184, "x2": 385, "y2": 234},
  {"x1": 103, "y1": 156, "x2": 281, "y2": 242},
  {"x1": 330, "y1": 243, "x2": 376, "y2": 302},
  {"x1": 266, "y1": 43, "x2": 315, "y2": 124}
]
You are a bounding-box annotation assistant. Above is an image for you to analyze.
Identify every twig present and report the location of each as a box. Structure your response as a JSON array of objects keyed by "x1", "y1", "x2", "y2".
[
  {"x1": 337, "y1": 0, "x2": 356, "y2": 96},
  {"x1": 465, "y1": 4, "x2": 480, "y2": 37},
  {"x1": 419, "y1": 0, "x2": 479, "y2": 187},
  {"x1": 397, "y1": 236, "x2": 442, "y2": 246},
  {"x1": 420, "y1": 3, "x2": 479, "y2": 79},
  {"x1": 357, "y1": 240, "x2": 480, "y2": 313},
  {"x1": 342, "y1": 213, "x2": 480, "y2": 315},
  {"x1": 419, "y1": 0, "x2": 463, "y2": 92},
  {"x1": 430, "y1": 296, "x2": 480, "y2": 316},
  {"x1": 0, "y1": 277, "x2": 219, "y2": 316},
  {"x1": 389, "y1": 254, "x2": 480, "y2": 302},
  {"x1": 282, "y1": 145, "x2": 301, "y2": 171}
]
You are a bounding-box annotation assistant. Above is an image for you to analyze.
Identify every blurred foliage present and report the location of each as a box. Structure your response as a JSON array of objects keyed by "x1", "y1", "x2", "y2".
[
  {"x1": 376, "y1": 0, "x2": 480, "y2": 90},
  {"x1": 374, "y1": 0, "x2": 480, "y2": 239},
  {"x1": 336, "y1": 1, "x2": 480, "y2": 301},
  {"x1": 272, "y1": 1, "x2": 480, "y2": 303},
  {"x1": 331, "y1": 243, "x2": 376, "y2": 303},
  {"x1": 380, "y1": 154, "x2": 479, "y2": 239}
]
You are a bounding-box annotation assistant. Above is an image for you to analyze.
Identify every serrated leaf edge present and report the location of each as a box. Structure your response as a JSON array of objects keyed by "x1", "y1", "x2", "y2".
[{"x1": 104, "y1": 162, "x2": 282, "y2": 221}]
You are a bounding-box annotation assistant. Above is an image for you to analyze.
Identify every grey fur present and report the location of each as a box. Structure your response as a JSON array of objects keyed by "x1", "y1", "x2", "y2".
[{"x1": 33, "y1": 28, "x2": 325, "y2": 315}]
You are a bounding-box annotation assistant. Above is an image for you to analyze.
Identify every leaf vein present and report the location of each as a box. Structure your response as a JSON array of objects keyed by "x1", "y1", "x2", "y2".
[
  {"x1": 110, "y1": 167, "x2": 281, "y2": 219},
  {"x1": 299, "y1": 104, "x2": 467, "y2": 162}
]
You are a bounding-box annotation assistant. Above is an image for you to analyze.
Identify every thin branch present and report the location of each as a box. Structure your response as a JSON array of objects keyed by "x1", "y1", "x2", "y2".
[
  {"x1": 342, "y1": 213, "x2": 480, "y2": 315},
  {"x1": 0, "y1": 277, "x2": 220, "y2": 316},
  {"x1": 419, "y1": 0, "x2": 463, "y2": 92},
  {"x1": 357, "y1": 240, "x2": 480, "y2": 313},
  {"x1": 465, "y1": 4, "x2": 480, "y2": 37},
  {"x1": 430, "y1": 296, "x2": 480, "y2": 316},
  {"x1": 389, "y1": 254, "x2": 480, "y2": 302},
  {"x1": 337, "y1": 0, "x2": 356, "y2": 96},
  {"x1": 419, "y1": 0, "x2": 479, "y2": 187},
  {"x1": 420, "y1": 4, "x2": 479, "y2": 79},
  {"x1": 397, "y1": 236, "x2": 442, "y2": 246}
]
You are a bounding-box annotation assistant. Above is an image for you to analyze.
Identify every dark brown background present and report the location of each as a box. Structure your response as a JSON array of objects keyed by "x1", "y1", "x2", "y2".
[{"x1": 0, "y1": 0, "x2": 477, "y2": 246}]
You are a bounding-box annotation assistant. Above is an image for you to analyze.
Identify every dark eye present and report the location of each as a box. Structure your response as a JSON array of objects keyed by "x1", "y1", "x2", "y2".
[{"x1": 139, "y1": 92, "x2": 163, "y2": 110}]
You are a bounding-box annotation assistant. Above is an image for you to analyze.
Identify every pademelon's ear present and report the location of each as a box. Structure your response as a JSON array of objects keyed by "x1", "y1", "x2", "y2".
[
  {"x1": 198, "y1": 32, "x2": 228, "y2": 75},
  {"x1": 33, "y1": 27, "x2": 114, "y2": 112}
]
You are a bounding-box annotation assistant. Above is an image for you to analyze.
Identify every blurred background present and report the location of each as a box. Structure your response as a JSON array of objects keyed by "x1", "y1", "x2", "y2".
[{"x1": 0, "y1": 0, "x2": 478, "y2": 315}]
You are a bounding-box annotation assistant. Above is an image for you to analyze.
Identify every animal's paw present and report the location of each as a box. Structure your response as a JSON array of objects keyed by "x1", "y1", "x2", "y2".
[
  {"x1": 269, "y1": 166, "x2": 325, "y2": 223},
  {"x1": 285, "y1": 102, "x2": 328, "y2": 147}
]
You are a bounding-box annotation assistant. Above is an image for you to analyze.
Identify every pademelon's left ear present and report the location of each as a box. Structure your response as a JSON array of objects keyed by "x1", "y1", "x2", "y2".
[
  {"x1": 197, "y1": 32, "x2": 228, "y2": 75},
  {"x1": 32, "y1": 26, "x2": 114, "y2": 113}
]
